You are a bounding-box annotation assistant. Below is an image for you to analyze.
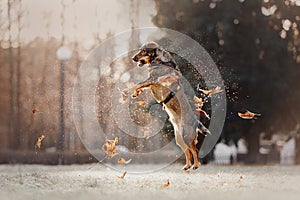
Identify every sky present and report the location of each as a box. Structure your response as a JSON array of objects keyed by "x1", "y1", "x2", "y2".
[{"x1": 0, "y1": 0, "x2": 156, "y2": 48}]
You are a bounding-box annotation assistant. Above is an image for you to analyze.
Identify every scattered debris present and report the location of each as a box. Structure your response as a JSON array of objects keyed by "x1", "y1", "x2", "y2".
[
  {"x1": 102, "y1": 137, "x2": 118, "y2": 158},
  {"x1": 198, "y1": 86, "x2": 222, "y2": 96},
  {"x1": 117, "y1": 171, "x2": 127, "y2": 179},
  {"x1": 238, "y1": 110, "x2": 261, "y2": 119},
  {"x1": 118, "y1": 158, "x2": 132, "y2": 164}
]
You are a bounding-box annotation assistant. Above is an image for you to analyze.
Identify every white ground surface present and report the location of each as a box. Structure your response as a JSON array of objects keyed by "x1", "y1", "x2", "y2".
[{"x1": 0, "y1": 164, "x2": 300, "y2": 200}]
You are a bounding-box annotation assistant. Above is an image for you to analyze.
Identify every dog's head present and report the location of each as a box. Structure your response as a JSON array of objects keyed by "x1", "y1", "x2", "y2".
[{"x1": 132, "y1": 42, "x2": 177, "y2": 69}]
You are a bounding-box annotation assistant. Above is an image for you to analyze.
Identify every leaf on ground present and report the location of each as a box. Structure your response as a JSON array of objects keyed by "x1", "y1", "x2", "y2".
[
  {"x1": 162, "y1": 179, "x2": 170, "y2": 188},
  {"x1": 117, "y1": 171, "x2": 127, "y2": 179}
]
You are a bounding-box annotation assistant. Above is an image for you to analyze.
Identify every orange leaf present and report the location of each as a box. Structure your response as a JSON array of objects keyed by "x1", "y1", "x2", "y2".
[
  {"x1": 102, "y1": 137, "x2": 118, "y2": 158},
  {"x1": 194, "y1": 109, "x2": 210, "y2": 119},
  {"x1": 162, "y1": 179, "x2": 170, "y2": 188},
  {"x1": 198, "y1": 86, "x2": 222, "y2": 96},
  {"x1": 137, "y1": 101, "x2": 146, "y2": 106},
  {"x1": 35, "y1": 134, "x2": 45, "y2": 149},
  {"x1": 238, "y1": 110, "x2": 261, "y2": 119},
  {"x1": 117, "y1": 171, "x2": 127, "y2": 179},
  {"x1": 193, "y1": 96, "x2": 203, "y2": 109},
  {"x1": 118, "y1": 157, "x2": 132, "y2": 164}
]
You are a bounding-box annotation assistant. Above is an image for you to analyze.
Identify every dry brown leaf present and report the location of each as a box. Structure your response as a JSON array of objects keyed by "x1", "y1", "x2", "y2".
[
  {"x1": 137, "y1": 101, "x2": 146, "y2": 106},
  {"x1": 238, "y1": 110, "x2": 261, "y2": 119},
  {"x1": 102, "y1": 137, "x2": 118, "y2": 158},
  {"x1": 237, "y1": 175, "x2": 243, "y2": 183},
  {"x1": 118, "y1": 157, "x2": 132, "y2": 164},
  {"x1": 35, "y1": 134, "x2": 45, "y2": 149},
  {"x1": 117, "y1": 171, "x2": 127, "y2": 179},
  {"x1": 158, "y1": 74, "x2": 179, "y2": 87},
  {"x1": 193, "y1": 96, "x2": 203, "y2": 109},
  {"x1": 198, "y1": 86, "x2": 222, "y2": 96},
  {"x1": 194, "y1": 109, "x2": 210, "y2": 119},
  {"x1": 162, "y1": 179, "x2": 170, "y2": 188}
]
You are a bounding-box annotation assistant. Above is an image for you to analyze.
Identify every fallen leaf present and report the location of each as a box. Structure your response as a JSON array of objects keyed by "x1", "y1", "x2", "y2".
[
  {"x1": 238, "y1": 110, "x2": 261, "y2": 119},
  {"x1": 195, "y1": 109, "x2": 210, "y2": 119},
  {"x1": 162, "y1": 179, "x2": 170, "y2": 188},
  {"x1": 35, "y1": 134, "x2": 45, "y2": 149},
  {"x1": 137, "y1": 101, "x2": 146, "y2": 106},
  {"x1": 117, "y1": 171, "x2": 127, "y2": 179},
  {"x1": 193, "y1": 96, "x2": 203, "y2": 109},
  {"x1": 118, "y1": 157, "x2": 132, "y2": 164},
  {"x1": 198, "y1": 86, "x2": 222, "y2": 96},
  {"x1": 237, "y1": 175, "x2": 243, "y2": 183},
  {"x1": 102, "y1": 137, "x2": 118, "y2": 158}
]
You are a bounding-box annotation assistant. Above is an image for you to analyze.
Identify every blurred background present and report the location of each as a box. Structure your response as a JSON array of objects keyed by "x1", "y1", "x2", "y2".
[{"x1": 0, "y1": 0, "x2": 300, "y2": 165}]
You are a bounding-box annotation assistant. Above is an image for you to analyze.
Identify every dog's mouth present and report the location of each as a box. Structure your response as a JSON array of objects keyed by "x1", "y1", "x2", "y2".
[{"x1": 137, "y1": 59, "x2": 146, "y2": 67}]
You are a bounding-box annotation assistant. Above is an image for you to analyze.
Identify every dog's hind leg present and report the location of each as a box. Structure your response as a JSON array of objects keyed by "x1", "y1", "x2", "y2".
[
  {"x1": 173, "y1": 125, "x2": 192, "y2": 170},
  {"x1": 190, "y1": 137, "x2": 201, "y2": 170}
]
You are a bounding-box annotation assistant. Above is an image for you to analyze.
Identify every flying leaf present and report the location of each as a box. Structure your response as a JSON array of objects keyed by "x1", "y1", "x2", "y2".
[
  {"x1": 195, "y1": 109, "x2": 210, "y2": 119},
  {"x1": 198, "y1": 86, "x2": 222, "y2": 96},
  {"x1": 162, "y1": 179, "x2": 170, "y2": 188},
  {"x1": 102, "y1": 137, "x2": 118, "y2": 158},
  {"x1": 238, "y1": 110, "x2": 261, "y2": 119},
  {"x1": 117, "y1": 171, "x2": 127, "y2": 179},
  {"x1": 35, "y1": 134, "x2": 45, "y2": 149},
  {"x1": 193, "y1": 96, "x2": 203, "y2": 109},
  {"x1": 118, "y1": 157, "x2": 132, "y2": 164}
]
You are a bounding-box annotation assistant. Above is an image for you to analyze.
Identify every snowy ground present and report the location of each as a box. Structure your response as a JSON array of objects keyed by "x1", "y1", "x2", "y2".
[{"x1": 0, "y1": 164, "x2": 300, "y2": 200}]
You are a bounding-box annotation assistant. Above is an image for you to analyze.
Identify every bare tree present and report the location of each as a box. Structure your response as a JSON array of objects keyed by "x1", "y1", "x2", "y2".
[{"x1": 7, "y1": 0, "x2": 16, "y2": 149}]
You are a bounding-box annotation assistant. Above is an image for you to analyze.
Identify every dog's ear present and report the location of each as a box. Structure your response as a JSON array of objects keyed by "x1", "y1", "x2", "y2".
[{"x1": 156, "y1": 47, "x2": 173, "y2": 62}]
